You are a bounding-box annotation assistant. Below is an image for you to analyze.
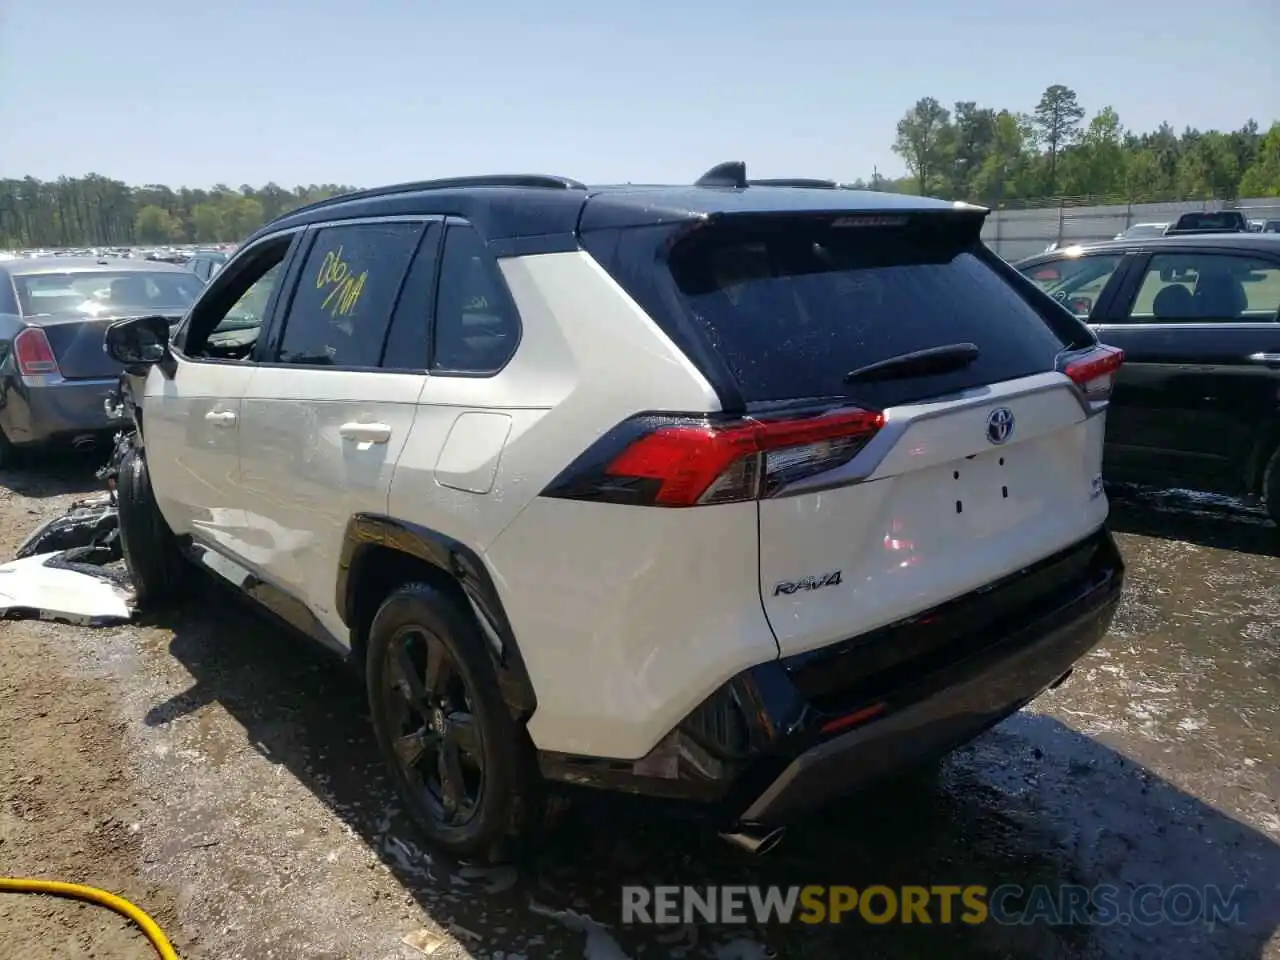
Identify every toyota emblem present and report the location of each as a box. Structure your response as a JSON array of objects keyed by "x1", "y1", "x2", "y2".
[{"x1": 986, "y1": 407, "x2": 1015, "y2": 445}]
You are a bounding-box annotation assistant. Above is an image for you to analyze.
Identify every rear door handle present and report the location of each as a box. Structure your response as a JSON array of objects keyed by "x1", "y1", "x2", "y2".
[
  {"x1": 1248, "y1": 352, "x2": 1280, "y2": 367},
  {"x1": 204, "y1": 410, "x2": 237, "y2": 426},
  {"x1": 339, "y1": 422, "x2": 392, "y2": 444}
]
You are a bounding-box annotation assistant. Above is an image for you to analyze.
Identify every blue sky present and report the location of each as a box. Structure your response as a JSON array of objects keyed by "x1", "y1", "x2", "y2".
[{"x1": 2, "y1": 0, "x2": 1276, "y2": 189}]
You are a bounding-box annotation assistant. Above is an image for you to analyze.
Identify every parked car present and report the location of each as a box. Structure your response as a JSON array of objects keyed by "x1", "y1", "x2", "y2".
[
  {"x1": 1164, "y1": 210, "x2": 1250, "y2": 235},
  {"x1": 103, "y1": 165, "x2": 1125, "y2": 859},
  {"x1": 1263, "y1": 219, "x2": 1280, "y2": 234},
  {"x1": 1015, "y1": 233, "x2": 1280, "y2": 522},
  {"x1": 1114, "y1": 222, "x2": 1169, "y2": 240},
  {"x1": 0, "y1": 257, "x2": 204, "y2": 465},
  {"x1": 184, "y1": 249, "x2": 229, "y2": 282}
]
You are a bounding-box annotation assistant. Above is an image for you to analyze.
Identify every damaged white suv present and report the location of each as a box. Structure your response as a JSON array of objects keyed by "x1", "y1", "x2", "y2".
[{"x1": 104, "y1": 164, "x2": 1126, "y2": 859}]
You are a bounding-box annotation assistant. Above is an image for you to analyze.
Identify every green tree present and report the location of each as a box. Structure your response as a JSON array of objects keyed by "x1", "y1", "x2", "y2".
[
  {"x1": 948, "y1": 101, "x2": 997, "y2": 199},
  {"x1": 190, "y1": 203, "x2": 224, "y2": 242},
  {"x1": 1176, "y1": 130, "x2": 1240, "y2": 199},
  {"x1": 892, "y1": 97, "x2": 953, "y2": 196},
  {"x1": 0, "y1": 179, "x2": 357, "y2": 248},
  {"x1": 1238, "y1": 122, "x2": 1280, "y2": 197},
  {"x1": 1124, "y1": 149, "x2": 1170, "y2": 200},
  {"x1": 1060, "y1": 107, "x2": 1126, "y2": 196},
  {"x1": 135, "y1": 204, "x2": 180, "y2": 243},
  {"x1": 969, "y1": 110, "x2": 1031, "y2": 203},
  {"x1": 1032, "y1": 84, "x2": 1085, "y2": 192},
  {"x1": 222, "y1": 195, "x2": 265, "y2": 240}
]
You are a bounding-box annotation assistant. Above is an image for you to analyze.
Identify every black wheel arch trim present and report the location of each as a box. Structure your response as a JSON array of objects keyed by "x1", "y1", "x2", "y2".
[{"x1": 336, "y1": 513, "x2": 537, "y2": 720}]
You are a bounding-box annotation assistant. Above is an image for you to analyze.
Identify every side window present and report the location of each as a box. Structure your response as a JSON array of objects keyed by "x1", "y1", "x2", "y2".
[
  {"x1": 1125, "y1": 253, "x2": 1280, "y2": 323},
  {"x1": 380, "y1": 222, "x2": 441, "y2": 371},
  {"x1": 275, "y1": 221, "x2": 424, "y2": 367},
  {"x1": 182, "y1": 239, "x2": 291, "y2": 361},
  {"x1": 1019, "y1": 254, "x2": 1122, "y2": 319},
  {"x1": 432, "y1": 224, "x2": 521, "y2": 374}
]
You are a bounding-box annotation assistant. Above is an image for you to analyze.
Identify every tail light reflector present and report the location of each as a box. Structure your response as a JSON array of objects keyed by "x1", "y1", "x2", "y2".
[
  {"x1": 14, "y1": 327, "x2": 60, "y2": 377},
  {"x1": 544, "y1": 408, "x2": 884, "y2": 507},
  {"x1": 1061, "y1": 345, "x2": 1123, "y2": 408}
]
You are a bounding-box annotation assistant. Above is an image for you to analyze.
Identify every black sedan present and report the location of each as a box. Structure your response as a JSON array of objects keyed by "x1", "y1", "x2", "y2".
[
  {"x1": 1014, "y1": 233, "x2": 1280, "y2": 524},
  {"x1": 0, "y1": 257, "x2": 204, "y2": 466}
]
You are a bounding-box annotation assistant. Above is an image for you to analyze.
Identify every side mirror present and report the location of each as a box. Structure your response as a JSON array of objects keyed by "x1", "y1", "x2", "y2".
[{"x1": 105, "y1": 314, "x2": 171, "y2": 368}]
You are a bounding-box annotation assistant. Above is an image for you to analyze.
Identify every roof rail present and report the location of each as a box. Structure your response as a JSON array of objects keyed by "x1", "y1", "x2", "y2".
[
  {"x1": 695, "y1": 161, "x2": 748, "y2": 188},
  {"x1": 748, "y1": 178, "x2": 840, "y2": 189},
  {"x1": 277, "y1": 174, "x2": 588, "y2": 221}
]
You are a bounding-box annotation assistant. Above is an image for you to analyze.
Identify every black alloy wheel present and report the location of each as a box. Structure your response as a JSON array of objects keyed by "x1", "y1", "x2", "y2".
[{"x1": 381, "y1": 624, "x2": 485, "y2": 827}]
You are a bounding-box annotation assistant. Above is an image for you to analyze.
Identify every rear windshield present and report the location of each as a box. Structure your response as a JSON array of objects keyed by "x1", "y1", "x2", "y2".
[
  {"x1": 1173, "y1": 211, "x2": 1245, "y2": 231},
  {"x1": 13, "y1": 270, "x2": 203, "y2": 317},
  {"x1": 657, "y1": 218, "x2": 1070, "y2": 407}
]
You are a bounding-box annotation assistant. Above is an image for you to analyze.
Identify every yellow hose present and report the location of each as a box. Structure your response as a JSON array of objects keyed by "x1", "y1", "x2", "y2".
[{"x1": 0, "y1": 877, "x2": 179, "y2": 960}]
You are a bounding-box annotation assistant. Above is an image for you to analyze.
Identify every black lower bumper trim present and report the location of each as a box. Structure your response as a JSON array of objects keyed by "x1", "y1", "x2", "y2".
[{"x1": 742, "y1": 575, "x2": 1116, "y2": 823}]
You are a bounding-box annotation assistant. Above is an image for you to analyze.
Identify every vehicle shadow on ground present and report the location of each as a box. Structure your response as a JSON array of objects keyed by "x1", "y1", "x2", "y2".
[
  {"x1": 141, "y1": 579, "x2": 1280, "y2": 960},
  {"x1": 1107, "y1": 483, "x2": 1278, "y2": 559},
  {"x1": 0, "y1": 450, "x2": 108, "y2": 500}
]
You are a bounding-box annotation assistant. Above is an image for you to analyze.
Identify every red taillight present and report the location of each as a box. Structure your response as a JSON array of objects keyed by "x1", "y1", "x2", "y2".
[
  {"x1": 601, "y1": 409, "x2": 884, "y2": 507},
  {"x1": 1062, "y1": 345, "x2": 1123, "y2": 407},
  {"x1": 14, "y1": 327, "x2": 60, "y2": 377}
]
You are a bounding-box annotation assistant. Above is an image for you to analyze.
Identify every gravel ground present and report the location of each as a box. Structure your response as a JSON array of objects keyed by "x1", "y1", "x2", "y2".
[{"x1": 0, "y1": 455, "x2": 1277, "y2": 960}]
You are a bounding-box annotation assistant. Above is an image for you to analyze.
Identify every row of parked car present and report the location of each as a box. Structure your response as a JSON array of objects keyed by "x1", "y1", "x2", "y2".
[
  {"x1": 2, "y1": 165, "x2": 1277, "y2": 860},
  {"x1": 1118, "y1": 210, "x2": 1280, "y2": 239}
]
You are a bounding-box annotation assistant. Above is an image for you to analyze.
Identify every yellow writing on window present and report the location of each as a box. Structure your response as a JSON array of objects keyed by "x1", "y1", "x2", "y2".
[{"x1": 315, "y1": 246, "x2": 367, "y2": 317}]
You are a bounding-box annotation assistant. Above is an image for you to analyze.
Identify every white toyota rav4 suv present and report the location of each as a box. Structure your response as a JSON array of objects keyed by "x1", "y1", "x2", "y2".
[{"x1": 104, "y1": 163, "x2": 1126, "y2": 860}]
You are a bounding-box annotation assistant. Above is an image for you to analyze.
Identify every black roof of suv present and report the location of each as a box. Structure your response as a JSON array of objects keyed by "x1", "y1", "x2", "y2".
[{"x1": 243, "y1": 162, "x2": 975, "y2": 255}]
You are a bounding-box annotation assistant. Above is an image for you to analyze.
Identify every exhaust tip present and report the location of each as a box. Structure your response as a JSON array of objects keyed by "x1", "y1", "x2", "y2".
[{"x1": 719, "y1": 823, "x2": 786, "y2": 856}]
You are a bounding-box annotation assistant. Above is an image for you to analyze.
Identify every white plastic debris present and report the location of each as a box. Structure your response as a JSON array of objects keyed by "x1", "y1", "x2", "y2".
[
  {"x1": 0, "y1": 551, "x2": 133, "y2": 625},
  {"x1": 402, "y1": 928, "x2": 449, "y2": 955},
  {"x1": 528, "y1": 901, "x2": 632, "y2": 960}
]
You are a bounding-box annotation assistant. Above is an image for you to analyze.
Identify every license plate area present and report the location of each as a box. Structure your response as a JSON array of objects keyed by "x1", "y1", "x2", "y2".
[{"x1": 949, "y1": 448, "x2": 1014, "y2": 523}]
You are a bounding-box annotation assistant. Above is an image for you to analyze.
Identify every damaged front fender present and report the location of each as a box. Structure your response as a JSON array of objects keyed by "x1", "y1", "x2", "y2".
[{"x1": 0, "y1": 552, "x2": 133, "y2": 626}]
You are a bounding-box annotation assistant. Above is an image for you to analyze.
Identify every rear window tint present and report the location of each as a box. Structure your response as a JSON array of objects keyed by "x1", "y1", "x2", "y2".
[
  {"x1": 1173, "y1": 211, "x2": 1245, "y2": 231},
  {"x1": 662, "y1": 220, "x2": 1069, "y2": 406}
]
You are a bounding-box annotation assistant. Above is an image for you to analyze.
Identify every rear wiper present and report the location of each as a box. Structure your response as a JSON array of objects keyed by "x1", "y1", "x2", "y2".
[{"x1": 843, "y1": 342, "x2": 980, "y2": 385}]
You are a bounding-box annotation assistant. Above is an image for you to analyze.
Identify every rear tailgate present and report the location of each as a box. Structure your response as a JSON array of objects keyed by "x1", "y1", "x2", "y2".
[
  {"x1": 758, "y1": 375, "x2": 1106, "y2": 657},
  {"x1": 651, "y1": 207, "x2": 1109, "y2": 658}
]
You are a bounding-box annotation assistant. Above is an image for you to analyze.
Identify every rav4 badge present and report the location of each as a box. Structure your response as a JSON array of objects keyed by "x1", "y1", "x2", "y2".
[{"x1": 774, "y1": 571, "x2": 844, "y2": 596}]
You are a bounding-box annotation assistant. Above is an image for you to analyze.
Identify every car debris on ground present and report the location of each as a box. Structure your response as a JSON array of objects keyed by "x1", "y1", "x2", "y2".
[{"x1": 2, "y1": 443, "x2": 133, "y2": 626}]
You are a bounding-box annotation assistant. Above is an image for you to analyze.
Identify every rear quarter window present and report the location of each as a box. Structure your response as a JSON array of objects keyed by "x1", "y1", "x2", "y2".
[{"x1": 661, "y1": 218, "x2": 1071, "y2": 407}]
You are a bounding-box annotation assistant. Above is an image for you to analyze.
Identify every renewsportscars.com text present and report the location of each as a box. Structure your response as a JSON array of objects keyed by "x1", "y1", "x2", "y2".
[{"x1": 622, "y1": 883, "x2": 1248, "y2": 926}]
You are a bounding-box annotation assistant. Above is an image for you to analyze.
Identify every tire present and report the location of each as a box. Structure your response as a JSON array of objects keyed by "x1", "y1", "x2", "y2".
[
  {"x1": 116, "y1": 445, "x2": 189, "y2": 606},
  {"x1": 1263, "y1": 443, "x2": 1280, "y2": 527},
  {"x1": 0, "y1": 425, "x2": 17, "y2": 469},
  {"x1": 366, "y1": 582, "x2": 539, "y2": 861}
]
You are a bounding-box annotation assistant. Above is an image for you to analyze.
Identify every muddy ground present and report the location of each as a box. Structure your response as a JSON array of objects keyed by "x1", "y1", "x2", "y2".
[{"x1": 0, "y1": 455, "x2": 1277, "y2": 960}]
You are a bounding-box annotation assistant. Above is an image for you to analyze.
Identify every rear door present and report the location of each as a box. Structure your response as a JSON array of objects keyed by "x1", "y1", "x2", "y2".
[
  {"x1": 657, "y1": 213, "x2": 1110, "y2": 658},
  {"x1": 238, "y1": 218, "x2": 435, "y2": 642},
  {"x1": 1091, "y1": 247, "x2": 1280, "y2": 490}
]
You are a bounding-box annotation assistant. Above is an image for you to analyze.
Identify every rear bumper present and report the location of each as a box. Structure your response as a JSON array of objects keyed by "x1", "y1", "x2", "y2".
[
  {"x1": 538, "y1": 526, "x2": 1124, "y2": 823},
  {"x1": 741, "y1": 577, "x2": 1113, "y2": 823},
  {"x1": 1, "y1": 376, "x2": 120, "y2": 446}
]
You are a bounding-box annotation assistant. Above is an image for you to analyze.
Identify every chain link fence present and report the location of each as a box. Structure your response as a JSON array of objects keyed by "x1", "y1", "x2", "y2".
[{"x1": 981, "y1": 197, "x2": 1280, "y2": 262}]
